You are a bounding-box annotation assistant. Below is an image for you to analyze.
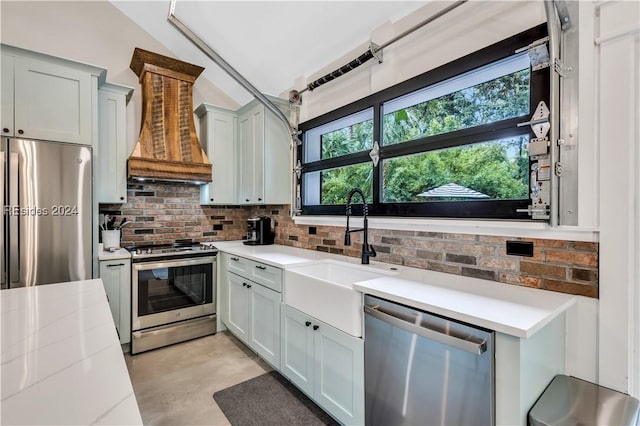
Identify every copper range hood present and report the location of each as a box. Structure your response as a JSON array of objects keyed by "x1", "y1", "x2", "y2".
[{"x1": 128, "y1": 47, "x2": 212, "y2": 184}]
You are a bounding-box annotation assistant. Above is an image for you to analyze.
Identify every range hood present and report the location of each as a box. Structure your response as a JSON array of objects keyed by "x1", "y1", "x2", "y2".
[{"x1": 128, "y1": 47, "x2": 212, "y2": 184}]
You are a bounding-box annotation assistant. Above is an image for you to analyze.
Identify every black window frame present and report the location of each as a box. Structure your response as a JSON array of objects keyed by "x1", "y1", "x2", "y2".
[{"x1": 298, "y1": 24, "x2": 549, "y2": 219}]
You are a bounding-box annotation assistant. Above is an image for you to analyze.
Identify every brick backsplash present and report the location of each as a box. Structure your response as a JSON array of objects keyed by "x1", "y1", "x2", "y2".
[
  {"x1": 100, "y1": 192, "x2": 599, "y2": 298},
  {"x1": 99, "y1": 183, "x2": 249, "y2": 246},
  {"x1": 252, "y1": 205, "x2": 599, "y2": 298}
]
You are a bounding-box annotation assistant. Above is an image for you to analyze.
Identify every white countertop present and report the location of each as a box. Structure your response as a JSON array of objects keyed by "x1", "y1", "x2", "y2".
[
  {"x1": 213, "y1": 241, "x2": 576, "y2": 338},
  {"x1": 1, "y1": 279, "x2": 142, "y2": 425},
  {"x1": 97, "y1": 248, "x2": 131, "y2": 261}
]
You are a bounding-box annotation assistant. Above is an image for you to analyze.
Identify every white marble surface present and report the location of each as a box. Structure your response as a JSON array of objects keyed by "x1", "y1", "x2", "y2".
[
  {"x1": 1, "y1": 279, "x2": 142, "y2": 425},
  {"x1": 212, "y1": 241, "x2": 576, "y2": 338},
  {"x1": 97, "y1": 247, "x2": 131, "y2": 261}
]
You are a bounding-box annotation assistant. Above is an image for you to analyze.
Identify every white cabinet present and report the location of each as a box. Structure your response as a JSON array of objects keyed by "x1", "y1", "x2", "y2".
[
  {"x1": 97, "y1": 83, "x2": 133, "y2": 203},
  {"x1": 195, "y1": 104, "x2": 237, "y2": 205},
  {"x1": 237, "y1": 98, "x2": 291, "y2": 205},
  {"x1": 1, "y1": 45, "x2": 105, "y2": 144},
  {"x1": 281, "y1": 304, "x2": 364, "y2": 426},
  {"x1": 226, "y1": 272, "x2": 250, "y2": 342},
  {"x1": 1, "y1": 54, "x2": 14, "y2": 137},
  {"x1": 222, "y1": 253, "x2": 282, "y2": 368},
  {"x1": 99, "y1": 258, "x2": 132, "y2": 347}
]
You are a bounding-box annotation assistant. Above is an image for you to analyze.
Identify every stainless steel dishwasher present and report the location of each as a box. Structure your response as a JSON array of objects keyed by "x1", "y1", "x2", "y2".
[{"x1": 364, "y1": 295, "x2": 494, "y2": 425}]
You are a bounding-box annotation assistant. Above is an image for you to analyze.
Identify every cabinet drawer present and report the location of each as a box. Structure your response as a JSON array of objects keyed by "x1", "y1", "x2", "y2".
[
  {"x1": 227, "y1": 254, "x2": 251, "y2": 275},
  {"x1": 249, "y1": 260, "x2": 282, "y2": 293},
  {"x1": 225, "y1": 253, "x2": 282, "y2": 293}
]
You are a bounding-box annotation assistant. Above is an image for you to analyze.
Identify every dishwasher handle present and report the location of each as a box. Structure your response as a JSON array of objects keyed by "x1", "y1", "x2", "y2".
[{"x1": 364, "y1": 304, "x2": 487, "y2": 355}]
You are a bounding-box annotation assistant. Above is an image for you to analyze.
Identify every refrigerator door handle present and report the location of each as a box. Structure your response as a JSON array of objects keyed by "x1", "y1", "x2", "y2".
[
  {"x1": 364, "y1": 303, "x2": 487, "y2": 355},
  {"x1": 1, "y1": 149, "x2": 5, "y2": 287},
  {"x1": 8, "y1": 151, "x2": 19, "y2": 286}
]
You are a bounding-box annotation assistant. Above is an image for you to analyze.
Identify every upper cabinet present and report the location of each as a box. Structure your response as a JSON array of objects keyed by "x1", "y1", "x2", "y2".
[
  {"x1": 97, "y1": 83, "x2": 133, "y2": 204},
  {"x1": 197, "y1": 97, "x2": 292, "y2": 206},
  {"x1": 1, "y1": 45, "x2": 106, "y2": 145},
  {"x1": 195, "y1": 104, "x2": 238, "y2": 205},
  {"x1": 237, "y1": 99, "x2": 291, "y2": 205}
]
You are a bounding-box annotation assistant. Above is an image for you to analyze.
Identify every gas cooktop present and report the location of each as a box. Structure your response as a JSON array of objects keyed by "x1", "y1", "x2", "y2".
[{"x1": 125, "y1": 242, "x2": 218, "y2": 261}]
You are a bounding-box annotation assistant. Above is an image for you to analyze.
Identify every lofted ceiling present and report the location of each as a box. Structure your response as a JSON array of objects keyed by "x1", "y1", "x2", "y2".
[{"x1": 110, "y1": 1, "x2": 427, "y2": 105}]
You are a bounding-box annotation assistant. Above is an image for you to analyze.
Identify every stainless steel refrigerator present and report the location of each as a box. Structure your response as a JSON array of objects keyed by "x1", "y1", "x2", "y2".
[{"x1": 1, "y1": 138, "x2": 92, "y2": 289}]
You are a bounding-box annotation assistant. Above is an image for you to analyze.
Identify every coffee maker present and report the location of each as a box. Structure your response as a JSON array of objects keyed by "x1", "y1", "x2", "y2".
[{"x1": 243, "y1": 216, "x2": 275, "y2": 245}]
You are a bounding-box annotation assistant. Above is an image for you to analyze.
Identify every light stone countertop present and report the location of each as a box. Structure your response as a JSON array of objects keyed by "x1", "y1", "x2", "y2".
[
  {"x1": 97, "y1": 247, "x2": 131, "y2": 261},
  {"x1": 211, "y1": 241, "x2": 576, "y2": 338},
  {"x1": 0, "y1": 279, "x2": 142, "y2": 425}
]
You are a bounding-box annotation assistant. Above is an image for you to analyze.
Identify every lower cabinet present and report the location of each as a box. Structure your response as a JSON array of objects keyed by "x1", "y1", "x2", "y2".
[
  {"x1": 98, "y1": 259, "x2": 131, "y2": 347},
  {"x1": 281, "y1": 304, "x2": 364, "y2": 426},
  {"x1": 226, "y1": 271, "x2": 281, "y2": 368}
]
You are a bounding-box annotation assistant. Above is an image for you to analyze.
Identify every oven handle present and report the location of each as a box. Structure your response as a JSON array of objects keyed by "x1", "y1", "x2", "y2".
[{"x1": 132, "y1": 256, "x2": 216, "y2": 271}]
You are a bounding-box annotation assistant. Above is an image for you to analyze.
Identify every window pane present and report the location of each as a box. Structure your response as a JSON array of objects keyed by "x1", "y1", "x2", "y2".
[
  {"x1": 382, "y1": 136, "x2": 529, "y2": 203},
  {"x1": 304, "y1": 163, "x2": 373, "y2": 205},
  {"x1": 383, "y1": 54, "x2": 530, "y2": 145},
  {"x1": 321, "y1": 119, "x2": 373, "y2": 160},
  {"x1": 304, "y1": 108, "x2": 373, "y2": 162}
]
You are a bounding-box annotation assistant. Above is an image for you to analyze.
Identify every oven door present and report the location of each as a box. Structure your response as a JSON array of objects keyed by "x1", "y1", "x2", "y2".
[{"x1": 132, "y1": 256, "x2": 216, "y2": 331}]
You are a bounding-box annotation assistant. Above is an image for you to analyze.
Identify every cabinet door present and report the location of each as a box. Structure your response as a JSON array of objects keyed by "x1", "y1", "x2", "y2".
[
  {"x1": 14, "y1": 57, "x2": 92, "y2": 144},
  {"x1": 314, "y1": 321, "x2": 364, "y2": 426},
  {"x1": 97, "y1": 89, "x2": 128, "y2": 203},
  {"x1": 263, "y1": 105, "x2": 292, "y2": 205},
  {"x1": 199, "y1": 108, "x2": 237, "y2": 204},
  {"x1": 1, "y1": 54, "x2": 14, "y2": 136},
  {"x1": 280, "y1": 305, "x2": 314, "y2": 396},
  {"x1": 249, "y1": 283, "x2": 281, "y2": 369},
  {"x1": 226, "y1": 272, "x2": 250, "y2": 344},
  {"x1": 238, "y1": 104, "x2": 264, "y2": 204},
  {"x1": 99, "y1": 260, "x2": 131, "y2": 345}
]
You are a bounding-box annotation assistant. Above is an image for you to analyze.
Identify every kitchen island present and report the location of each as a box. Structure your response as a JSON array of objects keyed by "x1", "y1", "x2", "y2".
[{"x1": 0, "y1": 279, "x2": 142, "y2": 425}]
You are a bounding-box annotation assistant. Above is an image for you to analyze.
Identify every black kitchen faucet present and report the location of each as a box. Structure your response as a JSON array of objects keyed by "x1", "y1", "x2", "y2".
[{"x1": 344, "y1": 188, "x2": 377, "y2": 264}]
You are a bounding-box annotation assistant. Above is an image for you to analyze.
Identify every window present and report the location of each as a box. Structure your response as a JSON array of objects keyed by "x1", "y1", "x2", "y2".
[{"x1": 299, "y1": 24, "x2": 549, "y2": 219}]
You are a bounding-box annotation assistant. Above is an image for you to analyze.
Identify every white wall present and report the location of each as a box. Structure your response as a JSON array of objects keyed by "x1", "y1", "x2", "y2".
[
  {"x1": 595, "y1": 0, "x2": 640, "y2": 397},
  {"x1": 0, "y1": 0, "x2": 239, "y2": 155}
]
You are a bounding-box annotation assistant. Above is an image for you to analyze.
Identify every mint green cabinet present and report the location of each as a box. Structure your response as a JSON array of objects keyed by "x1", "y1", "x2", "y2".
[
  {"x1": 237, "y1": 98, "x2": 291, "y2": 205},
  {"x1": 1, "y1": 45, "x2": 105, "y2": 145},
  {"x1": 222, "y1": 254, "x2": 282, "y2": 369},
  {"x1": 1, "y1": 53, "x2": 14, "y2": 137},
  {"x1": 249, "y1": 281, "x2": 281, "y2": 368},
  {"x1": 281, "y1": 302, "x2": 315, "y2": 396},
  {"x1": 281, "y1": 305, "x2": 364, "y2": 425},
  {"x1": 226, "y1": 272, "x2": 250, "y2": 343},
  {"x1": 99, "y1": 259, "x2": 131, "y2": 347},
  {"x1": 97, "y1": 83, "x2": 132, "y2": 203},
  {"x1": 195, "y1": 104, "x2": 238, "y2": 205}
]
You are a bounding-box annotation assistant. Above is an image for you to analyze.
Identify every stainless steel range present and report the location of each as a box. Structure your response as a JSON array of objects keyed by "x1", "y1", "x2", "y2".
[{"x1": 127, "y1": 242, "x2": 218, "y2": 354}]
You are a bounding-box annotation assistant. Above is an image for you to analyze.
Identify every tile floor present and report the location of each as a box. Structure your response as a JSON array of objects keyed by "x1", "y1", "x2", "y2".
[{"x1": 125, "y1": 332, "x2": 272, "y2": 425}]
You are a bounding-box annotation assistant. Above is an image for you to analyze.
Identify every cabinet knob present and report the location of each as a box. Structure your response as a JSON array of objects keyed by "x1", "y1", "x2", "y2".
[
  {"x1": 2, "y1": 128, "x2": 9, "y2": 133},
  {"x1": 246, "y1": 199, "x2": 250, "y2": 202},
  {"x1": 120, "y1": 196, "x2": 124, "y2": 201},
  {"x1": 246, "y1": 284, "x2": 252, "y2": 289},
  {"x1": 305, "y1": 321, "x2": 311, "y2": 327},
  {"x1": 210, "y1": 198, "x2": 214, "y2": 202},
  {"x1": 242, "y1": 282, "x2": 247, "y2": 287},
  {"x1": 258, "y1": 198, "x2": 262, "y2": 201},
  {"x1": 313, "y1": 325, "x2": 319, "y2": 331},
  {"x1": 255, "y1": 265, "x2": 267, "y2": 270},
  {"x1": 231, "y1": 257, "x2": 239, "y2": 261},
  {"x1": 17, "y1": 129, "x2": 24, "y2": 135}
]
